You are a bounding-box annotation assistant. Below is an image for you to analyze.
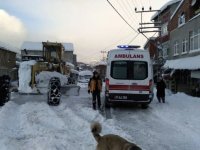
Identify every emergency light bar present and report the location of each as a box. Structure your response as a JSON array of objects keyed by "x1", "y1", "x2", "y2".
[{"x1": 117, "y1": 45, "x2": 140, "y2": 49}]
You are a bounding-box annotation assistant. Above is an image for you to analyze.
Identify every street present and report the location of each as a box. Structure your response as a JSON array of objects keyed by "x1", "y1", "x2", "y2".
[{"x1": 0, "y1": 85, "x2": 200, "y2": 150}]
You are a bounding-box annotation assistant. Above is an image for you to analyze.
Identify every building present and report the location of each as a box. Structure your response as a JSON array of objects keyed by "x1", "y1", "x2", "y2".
[
  {"x1": 164, "y1": 0, "x2": 200, "y2": 95},
  {"x1": 0, "y1": 42, "x2": 17, "y2": 80},
  {"x1": 145, "y1": 0, "x2": 181, "y2": 81},
  {"x1": 150, "y1": 0, "x2": 200, "y2": 95},
  {"x1": 21, "y1": 41, "x2": 76, "y2": 66}
]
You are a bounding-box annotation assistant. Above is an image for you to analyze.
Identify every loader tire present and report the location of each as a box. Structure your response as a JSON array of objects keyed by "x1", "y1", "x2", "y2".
[
  {"x1": 0, "y1": 75, "x2": 11, "y2": 106},
  {"x1": 47, "y1": 77, "x2": 61, "y2": 106}
]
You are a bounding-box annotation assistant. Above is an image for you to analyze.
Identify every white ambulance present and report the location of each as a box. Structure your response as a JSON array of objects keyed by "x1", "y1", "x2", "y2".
[{"x1": 105, "y1": 45, "x2": 154, "y2": 108}]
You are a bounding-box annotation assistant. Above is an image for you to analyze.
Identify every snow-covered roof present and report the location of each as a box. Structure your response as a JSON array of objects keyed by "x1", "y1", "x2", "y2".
[
  {"x1": 21, "y1": 41, "x2": 74, "y2": 52},
  {"x1": 21, "y1": 41, "x2": 43, "y2": 51},
  {"x1": 151, "y1": 0, "x2": 181, "y2": 20},
  {"x1": 164, "y1": 55, "x2": 200, "y2": 70},
  {"x1": 170, "y1": 0, "x2": 184, "y2": 20},
  {"x1": 0, "y1": 41, "x2": 18, "y2": 53}
]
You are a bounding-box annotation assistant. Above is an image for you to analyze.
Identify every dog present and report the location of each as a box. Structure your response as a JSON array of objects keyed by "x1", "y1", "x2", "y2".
[{"x1": 91, "y1": 122, "x2": 142, "y2": 150}]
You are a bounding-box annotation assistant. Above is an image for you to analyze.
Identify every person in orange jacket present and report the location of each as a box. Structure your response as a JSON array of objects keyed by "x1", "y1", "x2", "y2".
[{"x1": 88, "y1": 71, "x2": 102, "y2": 110}]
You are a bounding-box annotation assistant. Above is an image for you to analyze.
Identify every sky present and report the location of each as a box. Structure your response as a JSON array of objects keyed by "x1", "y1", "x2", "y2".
[{"x1": 0, "y1": 0, "x2": 170, "y2": 63}]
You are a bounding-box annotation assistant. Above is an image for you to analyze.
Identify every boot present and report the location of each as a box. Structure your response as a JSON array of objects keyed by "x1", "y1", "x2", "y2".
[{"x1": 93, "y1": 102, "x2": 96, "y2": 110}]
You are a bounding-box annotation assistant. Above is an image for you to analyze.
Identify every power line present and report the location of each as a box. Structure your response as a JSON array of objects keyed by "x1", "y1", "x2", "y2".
[
  {"x1": 134, "y1": 0, "x2": 140, "y2": 8},
  {"x1": 127, "y1": 33, "x2": 140, "y2": 45},
  {"x1": 115, "y1": 0, "x2": 136, "y2": 26},
  {"x1": 79, "y1": 32, "x2": 135, "y2": 61},
  {"x1": 120, "y1": 0, "x2": 136, "y2": 23},
  {"x1": 127, "y1": 0, "x2": 140, "y2": 24},
  {"x1": 107, "y1": 0, "x2": 138, "y2": 34}
]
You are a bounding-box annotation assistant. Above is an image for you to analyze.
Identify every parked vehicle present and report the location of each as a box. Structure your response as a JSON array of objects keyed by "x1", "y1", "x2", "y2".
[
  {"x1": 78, "y1": 70, "x2": 93, "y2": 83},
  {"x1": 105, "y1": 45, "x2": 154, "y2": 108}
]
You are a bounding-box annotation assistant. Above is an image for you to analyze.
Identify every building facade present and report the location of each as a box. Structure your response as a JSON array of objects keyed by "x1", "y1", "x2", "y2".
[
  {"x1": 145, "y1": 0, "x2": 181, "y2": 82},
  {"x1": 164, "y1": 0, "x2": 200, "y2": 95},
  {"x1": 0, "y1": 46, "x2": 17, "y2": 80}
]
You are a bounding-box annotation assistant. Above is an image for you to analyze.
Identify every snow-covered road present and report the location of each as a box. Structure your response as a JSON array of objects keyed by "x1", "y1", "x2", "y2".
[{"x1": 0, "y1": 85, "x2": 200, "y2": 150}]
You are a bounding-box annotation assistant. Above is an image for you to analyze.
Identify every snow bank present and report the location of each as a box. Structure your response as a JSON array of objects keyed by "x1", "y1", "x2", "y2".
[
  {"x1": 18, "y1": 60, "x2": 36, "y2": 93},
  {"x1": 35, "y1": 71, "x2": 68, "y2": 87},
  {"x1": 0, "y1": 94, "x2": 130, "y2": 150}
]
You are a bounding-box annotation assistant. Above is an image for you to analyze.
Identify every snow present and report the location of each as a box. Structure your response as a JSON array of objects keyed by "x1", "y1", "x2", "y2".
[
  {"x1": 0, "y1": 41, "x2": 18, "y2": 54},
  {"x1": 79, "y1": 70, "x2": 93, "y2": 76},
  {"x1": 78, "y1": 70, "x2": 93, "y2": 83},
  {"x1": 164, "y1": 55, "x2": 200, "y2": 69},
  {"x1": 151, "y1": 0, "x2": 181, "y2": 20},
  {"x1": 170, "y1": 0, "x2": 184, "y2": 20},
  {"x1": 18, "y1": 60, "x2": 36, "y2": 93},
  {"x1": 65, "y1": 62, "x2": 75, "y2": 69},
  {"x1": 1, "y1": 85, "x2": 200, "y2": 150},
  {"x1": 21, "y1": 41, "x2": 43, "y2": 51},
  {"x1": 94, "y1": 61, "x2": 107, "y2": 66},
  {"x1": 36, "y1": 71, "x2": 68, "y2": 87}
]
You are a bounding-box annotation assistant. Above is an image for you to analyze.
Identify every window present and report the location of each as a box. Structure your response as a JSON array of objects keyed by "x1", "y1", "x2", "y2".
[
  {"x1": 182, "y1": 39, "x2": 188, "y2": 53},
  {"x1": 111, "y1": 61, "x2": 148, "y2": 80},
  {"x1": 111, "y1": 61, "x2": 128, "y2": 79},
  {"x1": 174, "y1": 41, "x2": 179, "y2": 55},
  {"x1": 190, "y1": 29, "x2": 200, "y2": 51},
  {"x1": 131, "y1": 62, "x2": 148, "y2": 80},
  {"x1": 161, "y1": 23, "x2": 168, "y2": 36},
  {"x1": 178, "y1": 12, "x2": 185, "y2": 26}
]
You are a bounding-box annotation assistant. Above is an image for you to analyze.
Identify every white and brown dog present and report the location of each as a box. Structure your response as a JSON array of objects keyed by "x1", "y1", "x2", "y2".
[{"x1": 91, "y1": 122, "x2": 142, "y2": 150}]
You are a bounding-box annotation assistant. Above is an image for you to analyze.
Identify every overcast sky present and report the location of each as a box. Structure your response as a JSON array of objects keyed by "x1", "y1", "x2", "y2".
[{"x1": 0, "y1": 0, "x2": 170, "y2": 63}]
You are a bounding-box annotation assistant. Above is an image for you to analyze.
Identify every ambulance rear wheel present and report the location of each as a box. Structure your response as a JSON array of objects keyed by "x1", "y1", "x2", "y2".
[
  {"x1": 105, "y1": 97, "x2": 111, "y2": 108},
  {"x1": 141, "y1": 104, "x2": 148, "y2": 109}
]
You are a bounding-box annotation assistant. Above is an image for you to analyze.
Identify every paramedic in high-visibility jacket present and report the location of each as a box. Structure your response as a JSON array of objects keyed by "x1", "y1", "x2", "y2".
[{"x1": 88, "y1": 71, "x2": 102, "y2": 110}]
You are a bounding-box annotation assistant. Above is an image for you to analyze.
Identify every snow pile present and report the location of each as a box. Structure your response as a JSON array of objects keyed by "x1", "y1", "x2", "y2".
[
  {"x1": 0, "y1": 94, "x2": 130, "y2": 150},
  {"x1": 35, "y1": 71, "x2": 68, "y2": 87},
  {"x1": 18, "y1": 60, "x2": 36, "y2": 93},
  {"x1": 164, "y1": 55, "x2": 200, "y2": 70},
  {"x1": 65, "y1": 62, "x2": 74, "y2": 69}
]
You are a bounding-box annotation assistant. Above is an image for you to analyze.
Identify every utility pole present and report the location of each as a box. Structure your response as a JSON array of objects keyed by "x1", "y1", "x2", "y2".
[
  {"x1": 100, "y1": 51, "x2": 107, "y2": 61},
  {"x1": 135, "y1": 7, "x2": 163, "y2": 80},
  {"x1": 135, "y1": 7, "x2": 161, "y2": 34}
]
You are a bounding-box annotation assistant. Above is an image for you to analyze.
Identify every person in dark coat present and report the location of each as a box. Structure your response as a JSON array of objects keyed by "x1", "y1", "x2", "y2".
[
  {"x1": 88, "y1": 71, "x2": 102, "y2": 110},
  {"x1": 156, "y1": 77, "x2": 166, "y2": 103}
]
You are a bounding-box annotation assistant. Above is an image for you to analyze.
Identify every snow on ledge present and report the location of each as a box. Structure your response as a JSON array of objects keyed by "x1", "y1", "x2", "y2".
[{"x1": 164, "y1": 55, "x2": 200, "y2": 70}]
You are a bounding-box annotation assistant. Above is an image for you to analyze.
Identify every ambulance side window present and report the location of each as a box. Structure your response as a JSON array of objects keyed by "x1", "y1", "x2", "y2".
[{"x1": 111, "y1": 61, "x2": 128, "y2": 79}]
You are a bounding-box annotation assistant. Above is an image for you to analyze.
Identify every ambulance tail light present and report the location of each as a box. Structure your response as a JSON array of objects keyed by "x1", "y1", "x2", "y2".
[
  {"x1": 149, "y1": 79, "x2": 153, "y2": 93},
  {"x1": 105, "y1": 78, "x2": 109, "y2": 91}
]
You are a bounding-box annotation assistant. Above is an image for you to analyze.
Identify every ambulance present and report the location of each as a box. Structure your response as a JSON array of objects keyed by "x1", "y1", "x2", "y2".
[{"x1": 105, "y1": 45, "x2": 154, "y2": 108}]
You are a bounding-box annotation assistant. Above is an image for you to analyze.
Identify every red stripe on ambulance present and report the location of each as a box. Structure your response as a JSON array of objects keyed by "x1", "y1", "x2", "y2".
[{"x1": 109, "y1": 85, "x2": 149, "y2": 91}]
